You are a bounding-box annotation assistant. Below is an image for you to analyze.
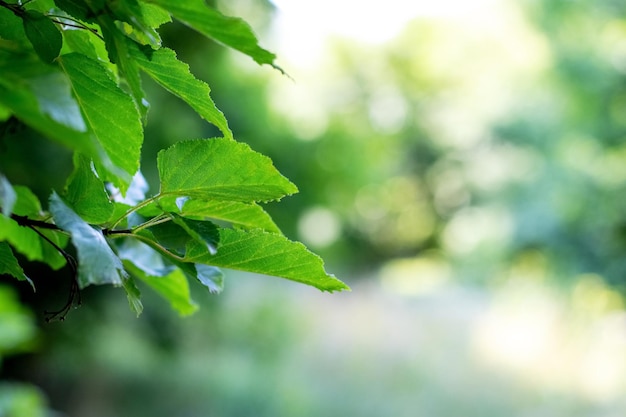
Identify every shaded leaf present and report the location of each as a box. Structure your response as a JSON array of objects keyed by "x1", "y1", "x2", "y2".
[
  {"x1": 146, "y1": 220, "x2": 190, "y2": 257},
  {"x1": 0, "y1": 50, "x2": 101, "y2": 159},
  {"x1": 144, "y1": 0, "x2": 276, "y2": 66},
  {"x1": 58, "y1": 52, "x2": 143, "y2": 190},
  {"x1": 186, "y1": 228, "x2": 349, "y2": 292},
  {"x1": 0, "y1": 83, "x2": 95, "y2": 153},
  {"x1": 22, "y1": 10, "x2": 62, "y2": 63},
  {"x1": 118, "y1": 239, "x2": 198, "y2": 314},
  {"x1": 176, "y1": 199, "x2": 281, "y2": 233},
  {"x1": 0, "y1": 6, "x2": 27, "y2": 42},
  {"x1": 11, "y1": 186, "x2": 42, "y2": 216},
  {"x1": 124, "y1": 261, "x2": 198, "y2": 316},
  {"x1": 27, "y1": 71, "x2": 87, "y2": 132},
  {"x1": 0, "y1": 215, "x2": 43, "y2": 262},
  {"x1": 49, "y1": 192, "x2": 124, "y2": 287},
  {"x1": 97, "y1": 15, "x2": 148, "y2": 119},
  {"x1": 38, "y1": 229, "x2": 69, "y2": 271},
  {"x1": 170, "y1": 214, "x2": 219, "y2": 255},
  {"x1": 54, "y1": 0, "x2": 95, "y2": 22},
  {"x1": 177, "y1": 261, "x2": 223, "y2": 294},
  {"x1": 109, "y1": 0, "x2": 161, "y2": 48},
  {"x1": 0, "y1": 187, "x2": 67, "y2": 270},
  {"x1": 129, "y1": 44, "x2": 231, "y2": 139},
  {"x1": 60, "y1": 29, "x2": 108, "y2": 66},
  {"x1": 0, "y1": 241, "x2": 34, "y2": 290},
  {"x1": 124, "y1": 260, "x2": 198, "y2": 316},
  {"x1": 122, "y1": 274, "x2": 143, "y2": 316},
  {"x1": 117, "y1": 237, "x2": 175, "y2": 276},
  {"x1": 158, "y1": 139, "x2": 297, "y2": 203},
  {"x1": 64, "y1": 153, "x2": 114, "y2": 224}
]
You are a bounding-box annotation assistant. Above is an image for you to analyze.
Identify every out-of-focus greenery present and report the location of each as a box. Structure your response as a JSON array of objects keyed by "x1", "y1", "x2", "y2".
[
  {"x1": 0, "y1": 285, "x2": 48, "y2": 417},
  {"x1": 3, "y1": 0, "x2": 626, "y2": 415}
]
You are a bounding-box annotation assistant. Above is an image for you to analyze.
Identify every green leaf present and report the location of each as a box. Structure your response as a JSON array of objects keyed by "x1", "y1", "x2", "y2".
[
  {"x1": 117, "y1": 237, "x2": 175, "y2": 276},
  {"x1": 38, "y1": 229, "x2": 68, "y2": 271},
  {"x1": 176, "y1": 199, "x2": 281, "y2": 233},
  {"x1": 11, "y1": 186, "x2": 42, "y2": 216},
  {"x1": 170, "y1": 214, "x2": 219, "y2": 255},
  {"x1": 0, "y1": 83, "x2": 95, "y2": 154},
  {"x1": 124, "y1": 260, "x2": 198, "y2": 316},
  {"x1": 0, "y1": 6, "x2": 27, "y2": 42},
  {"x1": 0, "y1": 53, "x2": 84, "y2": 130},
  {"x1": 109, "y1": 0, "x2": 162, "y2": 48},
  {"x1": 186, "y1": 228, "x2": 349, "y2": 292},
  {"x1": 0, "y1": 187, "x2": 67, "y2": 270},
  {"x1": 158, "y1": 139, "x2": 298, "y2": 203},
  {"x1": 0, "y1": 175, "x2": 16, "y2": 216},
  {"x1": 0, "y1": 54, "x2": 99, "y2": 157},
  {"x1": 145, "y1": 219, "x2": 189, "y2": 256},
  {"x1": 97, "y1": 15, "x2": 148, "y2": 119},
  {"x1": 0, "y1": 242, "x2": 34, "y2": 290},
  {"x1": 64, "y1": 153, "x2": 114, "y2": 224},
  {"x1": 49, "y1": 192, "x2": 125, "y2": 287},
  {"x1": 58, "y1": 52, "x2": 143, "y2": 190},
  {"x1": 129, "y1": 44, "x2": 232, "y2": 139},
  {"x1": 121, "y1": 274, "x2": 143, "y2": 316},
  {"x1": 118, "y1": 239, "x2": 198, "y2": 315},
  {"x1": 189, "y1": 263, "x2": 223, "y2": 294},
  {"x1": 0, "y1": 215, "x2": 43, "y2": 262},
  {"x1": 26, "y1": 71, "x2": 87, "y2": 132},
  {"x1": 156, "y1": 196, "x2": 281, "y2": 233},
  {"x1": 139, "y1": 2, "x2": 171, "y2": 28},
  {"x1": 54, "y1": 0, "x2": 93, "y2": 21},
  {"x1": 144, "y1": 0, "x2": 276, "y2": 67},
  {"x1": 61, "y1": 28, "x2": 108, "y2": 64},
  {"x1": 22, "y1": 10, "x2": 62, "y2": 63}
]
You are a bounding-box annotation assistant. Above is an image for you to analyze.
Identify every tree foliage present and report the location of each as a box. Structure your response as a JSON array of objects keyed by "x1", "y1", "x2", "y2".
[{"x1": 0, "y1": 0, "x2": 348, "y2": 319}]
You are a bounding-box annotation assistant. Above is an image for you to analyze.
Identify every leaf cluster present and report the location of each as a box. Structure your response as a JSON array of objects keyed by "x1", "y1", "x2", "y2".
[{"x1": 0, "y1": 0, "x2": 348, "y2": 318}]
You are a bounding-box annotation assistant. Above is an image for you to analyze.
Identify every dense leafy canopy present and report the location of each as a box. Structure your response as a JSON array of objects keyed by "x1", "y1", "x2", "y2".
[{"x1": 0, "y1": 0, "x2": 348, "y2": 319}]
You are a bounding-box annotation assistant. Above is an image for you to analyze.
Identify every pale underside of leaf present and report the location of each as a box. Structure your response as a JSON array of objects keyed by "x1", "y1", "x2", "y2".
[
  {"x1": 0, "y1": 82, "x2": 98, "y2": 157},
  {"x1": 49, "y1": 192, "x2": 125, "y2": 288},
  {"x1": 0, "y1": 175, "x2": 17, "y2": 216},
  {"x1": 118, "y1": 239, "x2": 199, "y2": 316}
]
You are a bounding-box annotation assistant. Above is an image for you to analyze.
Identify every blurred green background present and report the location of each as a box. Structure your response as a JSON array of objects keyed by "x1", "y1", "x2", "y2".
[{"x1": 4, "y1": 0, "x2": 626, "y2": 415}]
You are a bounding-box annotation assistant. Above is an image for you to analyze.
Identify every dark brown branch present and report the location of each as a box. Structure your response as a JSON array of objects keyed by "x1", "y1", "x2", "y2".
[
  {"x1": 11, "y1": 214, "x2": 62, "y2": 231},
  {"x1": 13, "y1": 216, "x2": 82, "y2": 321}
]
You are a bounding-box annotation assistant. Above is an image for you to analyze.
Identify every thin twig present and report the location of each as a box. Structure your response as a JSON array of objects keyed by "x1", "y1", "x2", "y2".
[
  {"x1": 49, "y1": 15, "x2": 104, "y2": 41},
  {"x1": 109, "y1": 194, "x2": 162, "y2": 230},
  {"x1": 25, "y1": 224, "x2": 81, "y2": 322},
  {"x1": 11, "y1": 214, "x2": 63, "y2": 231}
]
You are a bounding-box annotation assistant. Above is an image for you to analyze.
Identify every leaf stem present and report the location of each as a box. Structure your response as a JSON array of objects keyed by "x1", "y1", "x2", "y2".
[
  {"x1": 109, "y1": 194, "x2": 162, "y2": 230},
  {"x1": 0, "y1": 0, "x2": 24, "y2": 16},
  {"x1": 48, "y1": 14, "x2": 105, "y2": 40},
  {"x1": 133, "y1": 213, "x2": 171, "y2": 233},
  {"x1": 25, "y1": 224, "x2": 82, "y2": 321},
  {"x1": 107, "y1": 231, "x2": 186, "y2": 262}
]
